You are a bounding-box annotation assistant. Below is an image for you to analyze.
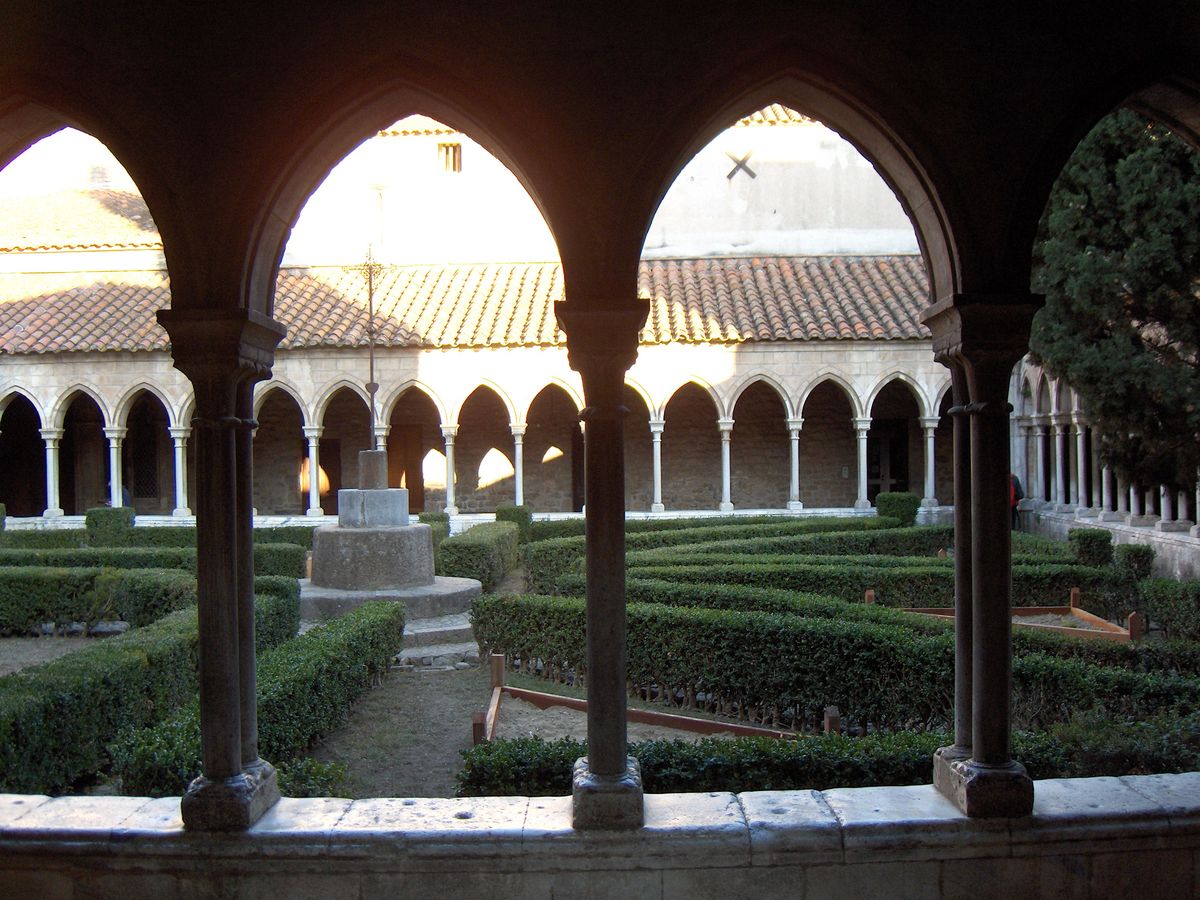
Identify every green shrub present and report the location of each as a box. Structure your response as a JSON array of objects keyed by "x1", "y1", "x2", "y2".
[
  {"x1": 1142, "y1": 579, "x2": 1200, "y2": 641},
  {"x1": 252, "y1": 543, "x2": 307, "y2": 578},
  {"x1": 495, "y1": 504, "x2": 533, "y2": 543},
  {"x1": 0, "y1": 543, "x2": 305, "y2": 578},
  {"x1": 1068, "y1": 528, "x2": 1113, "y2": 567},
  {"x1": 438, "y1": 522, "x2": 519, "y2": 591},
  {"x1": 113, "y1": 601, "x2": 405, "y2": 796},
  {"x1": 528, "y1": 519, "x2": 586, "y2": 542},
  {"x1": 418, "y1": 511, "x2": 450, "y2": 526},
  {"x1": 628, "y1": 525, "x2": 960, "y2": 562},
  {"x1": 875, "y1": 492, "x2": 921, "y2": 526},
  {"x1": 252, "y1": 525, "x2": 317, "y2": 550},
  {"x1": 0, "y1": 503, "x2": 5, "y2": 530},
  {"x1": 92, "y1": 569, "x2": 197, "y2": 628},
  {"x1": 0, "y1": 567, "x2": 101, "y2": 633},
  {"x1": 253, "y1": 579, "x2": 302, "y2": 651},
  {"x1": 84, "y1": 506, "x2": 136, "y2": 545},
  {"x1": 526, "y1": 514, "x2": 866, "y2": 544},
  {"x1": 277, "y1": 757, "x2": 347, "y2": 797},
  {"x1": 1115, "y1": 543, "x2": 1156, "y2": 580},
  {"x1": 0, "y1": 529, "x2": 88, "y2": 549}
]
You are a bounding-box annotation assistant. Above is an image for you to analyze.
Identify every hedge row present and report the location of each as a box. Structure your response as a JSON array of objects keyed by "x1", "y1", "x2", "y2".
[
  {"x1": 472, "y1": 594, "x2": 1200, "y2": 732},
  {"x1": 624, "y1": 560, "x2": 1133, "y2": 615},
  {"x1": 527, "y1": 513, "x2": 801, "y2": 543},
  {"x1": 495, "y1": 504, "x2": 533, "y2": 543},
  {"x1": 1141, "y1": 579, "x2": 1200, "y2": 641},
  {"x1": 113, "y1": 600, "x2": 405, "y2": 796},
  {"x1": 0, "y1": 523, "x2": 319, "y2": 551},
  {"x1": 0, "y1": 588, "x2": 300, "y2": 794},
  {"x1": 0, "y1": 543, "x2": 307, "y2": 578},
  {"x1": 438, "y1": 522, "x2": 519, "y2": 591},
  {"x1": 524, "y1": 517, "x2": 900, "y2": 593},
  {"x1": 457, "y1": 709, "x2": 1200, "y2": 797}
]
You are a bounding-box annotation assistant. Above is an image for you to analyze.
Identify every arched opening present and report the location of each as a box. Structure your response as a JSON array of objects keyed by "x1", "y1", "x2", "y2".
[
  {"x1": 525, "y1": 384, "x2": 582, "y2": 513},
  {"x1": 59, "y1": 392, "x2": 108, "y2": 514},
  {"x1": 386, "y1": 387, "x2": 442, "y2": 514},
  {"x1": 122, "y1": 391, "x2": 172, "y2": 515},
  {"x1": 661, "y1": 383, "x2": 719, "y2": 510},
  {"x1": 799, "y1": 381, "x2": 856, "y2": 508},
  {"x1": 0, "y1": 395, "x2": 45, "y2": 516},
  {"x1": 253, "y1": 389, "x2": 306, "y2": 516},
  {"x1": 455, "y1": 386, "x2": 513, "y2": 512},
  {"x1": 319, "y1": 388, "x2": 371, "y2": 515},
  {"x1": 867, "y1": 380, "x2": 921, "y2": 503},
  {"x1": 730, "y1": 381, "x2": 789, "y2": 509}
]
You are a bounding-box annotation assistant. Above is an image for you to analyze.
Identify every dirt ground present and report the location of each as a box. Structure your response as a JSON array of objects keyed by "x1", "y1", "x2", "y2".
[{"x1": 0, "y1": 635, "x2": 96, "y2": 676}]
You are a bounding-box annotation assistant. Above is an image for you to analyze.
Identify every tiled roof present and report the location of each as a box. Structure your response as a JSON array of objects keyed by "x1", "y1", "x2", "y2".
[
  {"x1": 0, "y1": 256, "x2": 929, "y2": 355},
  {"x1": 735, "y1": 105, "x2": 812, "y2": 127},
  {"x1": 0, "y1": 190, "x2": 160, "y2": 252}
]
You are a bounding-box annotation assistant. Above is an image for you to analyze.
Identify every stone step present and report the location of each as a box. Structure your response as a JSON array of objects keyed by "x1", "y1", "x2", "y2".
[
  {"x1": 300, "y1": 575, "x2": 481, "y2": 622},
  {"x1": 396, "y1": 640, "x2": 480, "y2": 670},
  {"x1": 403, "y1": 612, "x2": 474, "y2": 647}
]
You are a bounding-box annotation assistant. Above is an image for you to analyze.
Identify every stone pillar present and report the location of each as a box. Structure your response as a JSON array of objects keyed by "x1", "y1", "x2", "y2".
[
  {"x1": 919, "y1": 415, "x2": 939, "y2": 507},
  {"x1": 649, "y1": 418, "x2": 665, "y2": 513},
  {"x1": 1116, "y1": 474, "x2": 1128, "y2": 515},
  {"x1": 717, "y1": 418, "x2": 734, "y2": 512},
  {"x1": 1156, "y1": 486, "x2": 1190, "y2": 532},
  {"x1": 1072, "y1": 415, "x2": 1092, "y2": 515},
  {"x1": 924, "y1": 292, "x2": 1037, "y2": 819},
  {"x1": 104, "y1": 426, "x2": 127, "y2": 507},
  {"x1": 556, "y1": 300, "x2": 647, "y2": 831},
  {"x1": 373, "y1": 424, "x2": 390, "y2": 457},
  {"x1": 1033, "y1": 422, "x2": 1048, "y2": 502},
  {"x1": 303, "y1": 426, "x2": 324, "y2": 516},
  {"x1": 1177, "y1": 489, "x2": 1193, "y2": 527},
  {"x1": 786, "y1": 417, "x2": 803, "y2": 511},
  {"x1": 169, "y1": 426, "x2": 191, "y2": 516},
  {"x1": 1052, "y1": 416, "x2": 1070, "y2": 509},
  {"x1": 853, "y1": 417, "x2": 871, "y2": 509},
  {"x1": 441, "y1": 425, "x2": 459, "y2": 516},
  {"x1": 1099, "y1": 465, "x2": 1122, "y2": 521},
  {"x1": 510, "y1": 424, "x2": 526, "y2": 507},
  {"x1": 40, "y1": 427, "x2": 65, "y2": 517},
  {"x1": 157, "y1": 307, "x2": 283, "y2": 831}
]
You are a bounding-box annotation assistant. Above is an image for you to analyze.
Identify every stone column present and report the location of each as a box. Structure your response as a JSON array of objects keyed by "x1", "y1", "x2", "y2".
[
  {"x1": 373, "y1": 424, "x2": 390, "y2": 457},
  {"x1": 1072, "y1": 415, "x2": 1093, "y2": 515},
  {"x1": 1116, "y1": 474, "x2": 1128, "y2": 515},
  {"x1": 1099, "y1": 465, "x2": 1121, "y2": 521},
  {"x1": 1157, "y1": 486, "x2": 1190, "y2": 532},
  {"x1": 786, "y1": 417, "x2": 803, "y2": 511},
  {"x1": 1033, "y1": 421, "x2": 1048, "y2": 502},
  {"x1": 441, "y1": 425, "x2": 459, "y2": 515},
  {"x1": 919, "y1": 415, "x2": 939, "y2": 507},
  {"x1": 510, "y1": 424, "x2": 526, "y2": 506},
  {"x1": 40, "y1": 427, "x2": 65, "y2": 517},
  {"x1": 717, "y1": 418, "x2": 734, "y2": 512},
  {"x1": 1052, "y1": 415, "x2": 1070, "y2": 509},
  {"x1": 556, "y1": 300, "x2": 647, "y2": 831},
  {"x1": 169, "y1": 426, "x2": 192, "y2": 516},
  {"x1": 157, "y1": 307, "x2": 283, "y2": 831},
  {"x1": 853, "y1": 417, "x2": 871, "y2": 509},
  {"x1": 924, "y1": 292, "x2": 1038, "y2": 818},
  {"x1": 649, "y1": 418, "x2": 665, "y2": 512},
  {"x1": 303, "y1": 426, "x2": 324, "y2": 516},
  {"x1": 104, "y1": 426, "x2": 127, "y2": 507}
]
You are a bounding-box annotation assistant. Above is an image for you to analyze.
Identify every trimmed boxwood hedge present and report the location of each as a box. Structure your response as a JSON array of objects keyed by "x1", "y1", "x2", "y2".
[
  {"x1": 874, "y1": 492, "x2": 920, "y2": 526},
  {"x1": 457, "y1": 709, "x2": 1200, "y2": 797},
  {"x1": 1141, "y1": 579, "x2": 1200, "y2": 641},
  {"x1": 0, "y1": 542, "x2": 306, "y2": 578},
  {"x1": 0, "y1": 529, "x2": 90, "y2": 549},
  {"x1": 0, "y1": 588, "x2": 300, "y2": 794},
  {"x1": 472, "y1": 594, "x2": 1200, "y2": 732},
  {"x1": 495, "y1": 504, "x2": 533, "y2": 543},
  {"x1": 112, "y1": 600, "x2": 405, "y2": 797},
  {"x1": 527, "y1": 514, "x2": 802, "y2": 544},
  {"x1": 438, "y1": 521, "x2": 519, "y2": 591},
  {"x1": 0, "y1": 523, "x2": 319, "y2": 551}
]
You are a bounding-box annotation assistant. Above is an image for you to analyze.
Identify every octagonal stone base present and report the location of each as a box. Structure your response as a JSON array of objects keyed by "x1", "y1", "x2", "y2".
[
  {"x1": 572, "y1": 756, "x2": 644, "y2": 830},
  {"x1": 933, "y1": 748, "x2": 1033, "y2": 818},
  {"x1": 180, "y1": 759, "x2": 280, "y2": 832},
  {"x1": 300, "y1": 576, "x2": 481, "y2": 621}
]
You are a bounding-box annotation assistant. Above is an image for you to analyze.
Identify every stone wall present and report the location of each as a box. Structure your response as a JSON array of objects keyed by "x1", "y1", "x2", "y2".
[
  {"x1": 253, "y1": 392, "x2": 304, "y2": 515},
  {"x1": 661, "y1": 384, "x2": 722, "y2": 510},
  {"x1": 798, "y1": 382, "x2": 857, "y2": 507}
]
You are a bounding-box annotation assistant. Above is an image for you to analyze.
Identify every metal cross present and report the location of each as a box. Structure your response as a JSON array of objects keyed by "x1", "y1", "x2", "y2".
[
  {"x1": 356, "y1": 247, "x2": 384, "y2": 447},
  {"x1": 725, "y1": 150, "x2": 756, "y2": 180}
]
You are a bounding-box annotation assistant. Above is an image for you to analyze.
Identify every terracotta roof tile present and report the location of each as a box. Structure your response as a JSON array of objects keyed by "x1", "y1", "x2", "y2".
[
  {"x1": 0, "y1": 190, "x2": 160, "y2": 251},
  {"x1": 0, "y1": 256, "x2": 929, "y2": 356}
]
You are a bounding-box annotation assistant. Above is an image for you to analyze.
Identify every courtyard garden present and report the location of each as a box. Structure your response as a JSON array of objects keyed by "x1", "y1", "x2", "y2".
[{"x1": 0, "y1": 500, "x2": 1197, "y2": 801}]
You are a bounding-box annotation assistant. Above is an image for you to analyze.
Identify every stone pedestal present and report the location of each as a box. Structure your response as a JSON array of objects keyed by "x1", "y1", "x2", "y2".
[
  {"x1": 572, "y1": 756, "x2": 644, "y2": 830},
  {"x1": 934, "y1": 755, "x2": 1033, "y2": 818},
  {"x1": 182, "y1": 760, "x2": 280, "y2": 832}
]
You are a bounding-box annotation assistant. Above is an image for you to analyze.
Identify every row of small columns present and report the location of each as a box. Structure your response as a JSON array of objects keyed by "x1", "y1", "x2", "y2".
[
  {"x1": 1019, "y1": 415, "x2": 1197, "y2": 534},
  {"x1": 38, "y1": 426, "x2": 194, "y2": 518}
]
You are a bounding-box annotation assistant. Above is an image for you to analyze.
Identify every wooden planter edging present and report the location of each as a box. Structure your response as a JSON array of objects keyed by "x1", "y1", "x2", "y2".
[{"x1": 472, "y1": 653, "x2": 796, "y2": 744}]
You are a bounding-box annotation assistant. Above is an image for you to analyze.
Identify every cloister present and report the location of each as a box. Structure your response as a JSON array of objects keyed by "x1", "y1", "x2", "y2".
[{"x1": 0, "y1": 3, "x2": 1198, "y2": 897}]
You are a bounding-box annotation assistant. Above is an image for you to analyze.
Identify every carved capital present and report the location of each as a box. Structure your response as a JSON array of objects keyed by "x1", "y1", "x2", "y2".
[{"x1": 555, "y1": 300, "x2": 648, "y2": 385}]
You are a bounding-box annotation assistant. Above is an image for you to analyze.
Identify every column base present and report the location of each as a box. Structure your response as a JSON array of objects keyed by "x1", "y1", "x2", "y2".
[
  {"x1": 650, "y1": 503, "x2": 665, "y2": 513},
  {"x1": 1156, "y1": 520, "x2": 1192, "y2": 533},
  {"x1": 718, "y1": 501, "x2": 734, "y2": 512},
  {"x1": 181, "y1": 759, "x2": 280, "y2": 832},
  {"x1": 1075, "y1": 507, "x2": 1098, "y2": 518},
  {"x1": 444, "y1": 506, "x2": 459, "y2": 516},
  {"x1": 305, "y1": 507, "x2": 326, "y2": 517},
  {"x1": 787, "y1": 500, "x2": 803, "y2": 511},
  {"x1": 1052, "y1": 504, "x2": 1075, "y2": 513},
  {"x1": 854, "y1": 499, "x2": 872, "y2": 510},
  {"x1": 572, "y1": 756, "x2": 643, "y2": 830},
  {"x1": 1126, "y1": 515, "x2": 1157, "y2": 527},
  {"x1": 172, "y1": 507, "x2": 192, "y2": 517},
  {"x1": 1098, "y1": 511, "x2": 1125, "y2": 522},
  {"x1": 933, "y1": 754, "x2": 1033, "y2": 818},
  {"x1": 921, "y1": 497, "x2": 938, "y2": 508}
]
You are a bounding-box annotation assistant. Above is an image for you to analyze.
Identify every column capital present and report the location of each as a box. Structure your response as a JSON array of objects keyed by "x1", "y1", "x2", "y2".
[
  {"x1": 39, "y1": 427, "x2": 64, "y2": 441},
  {"x1": 717, "y1": 417, "x2": 734, "y2": 434},
  {"x1": 1070, "y1": 412, "x2": 1088, "y2": 428},
  {"x1": 918, "y1": 416, "x2": 941, "y2": 430},
  {"x1": 648, "y1": 418, "x2": 665, "y2": 435},
  {"x1": 302, "y1": 425, "x2": 323, "y2": 440},
  {"x1": 169, "y1": 425, "x2": 192, "y2": 441},
  {"x1": 509, "y1": 423, "x2": 527, "y2": 438},
  {"x1": 853, "y1": 417, "x2": 872, "y2": 433},
  {"x1": 786, "y1": 417, "x2": 804, "y2": 432},
  {"x1": 441, "y1": 424, "x2": 460, "y2": 441},
  {"x1": 923, "y1": 293, "x2": 1042, "y2": 404},
  {"x1": 555, "y1": 300, "x2": 648, "y2": 379},
  {"x1": 103, "y1": 426, "x2": 128, "y2": 441},
  {"x1": 373, "y1": 424, "x2": 390, "y2": 440}
]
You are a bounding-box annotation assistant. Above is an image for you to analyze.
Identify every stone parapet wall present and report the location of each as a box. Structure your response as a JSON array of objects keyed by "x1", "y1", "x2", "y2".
[
  {"x1": 1024, "y1": 506, "x2": 1200, "y2": 581},
  {"x1": 1, "y1": 775, "x2": 1196, "y2": 898}
]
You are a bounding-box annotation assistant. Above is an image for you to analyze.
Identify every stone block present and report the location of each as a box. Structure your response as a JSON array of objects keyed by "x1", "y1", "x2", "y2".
[
  {"x1": 740, "y1": 790, "x2": 841, "y2": 866},
  {"x1": 336, "y1": 488, "x2": 409, "y2": 527},
  {"x1": 310, "y1": 523, "x2": 432, "y2": 589},
  {"x1": 806, "y1": 860, "x2": 941, "y2": 899},
  {"x1": 933, "y1": 757, "x2": 1034, "y2": 819},
  {"x1": 572, "y1": 756, "x2": 644, "y2": 830},
  {"x1": 180, "y1": 765, "x2": 280, "y2": 832},
  {"x1": 358, "y1": 449, "x2": 388, "y2": 489}
]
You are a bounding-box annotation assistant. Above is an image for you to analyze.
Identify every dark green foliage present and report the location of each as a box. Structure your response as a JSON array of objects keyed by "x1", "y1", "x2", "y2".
[
  {"x1": 527, "y1": 514, "x2": 829, "y2": 544},
  {"x1": 874, "y1": 492, "x2": 920, "y2": 526},
  {"x1": 250, "y1": 543, "x2": 307, "y2": 578},
  {"x1": 457, "y1": 710, "x2": 1200, "y2": 796},
  {"x1": 528, "y1": 519, "x2": 586, "y2": 542},
  {"x1": 0, "y1": 567, "x2": 102, "y2": 633},
  {"x1": 1068, "y1": 528, "x2": 1114, "y2": 567},
  {"x1": 0, "y1": 543, "x2": 305, "y2": 578},
  {"x1": 252, "y1": 525, "x2": 318, "y2": 550},
  {"x1": 253, "y1": 579, "x2": 302, "y2": 651},
  {"x1": 418, "y1": 511, "x2": 450, "y2": 525},
  {"x1": 276, "y1": 757, "x2": 348, "y2": 797},
  {"x1": 113, "y1": 601, "x2": 405, "y2": 796},
  {"x1": 97, "y1": 526, "x2": 195, "y2": 548},
  {"x1": 1141, "y1": 579, "x2": 1200, "y2": 641},
  {"x1": 1032, "y1": 109, "x2": 1200, "y2": 487},
  {"x1": 84, "y1": 506, "x2": 136, "y2": 545},
  {"x1": 0, "y1": 503, "x2": 5, "y2": 530},
  {"x1": 438, "y1": 521, "x2": 519, "y2": 591},
  {"x1": 1115, "y1": 543, "x2": 1157, "y2": 580},
  {"x1": 0, "y1": 529, "x2": 89, "y2": 549},
  {"x1": 92, "y1": 569, "x2": 197, "y2": 628},
  {"x1": 495, "y1": 504, "x2": 533, "y2": 543}
]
